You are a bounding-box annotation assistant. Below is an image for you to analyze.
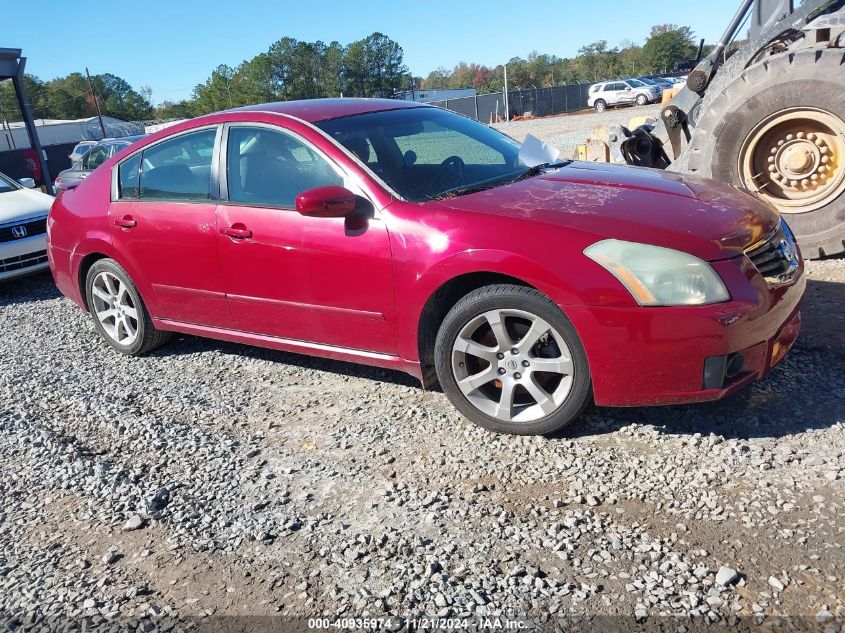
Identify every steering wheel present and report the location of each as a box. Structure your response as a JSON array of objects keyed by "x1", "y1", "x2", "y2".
[{"x1": 429, "y1": 155, "x2": 466, "y2": 195}]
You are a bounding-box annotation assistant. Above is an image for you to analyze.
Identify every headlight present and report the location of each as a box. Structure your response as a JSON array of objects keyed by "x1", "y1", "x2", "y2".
[{"x1": 584, "y1": 239, "x2": 729, "y2": 306}]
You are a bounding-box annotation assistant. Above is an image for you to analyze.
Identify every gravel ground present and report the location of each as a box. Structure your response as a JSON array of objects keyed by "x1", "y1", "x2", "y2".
[
  {"x1": 493, "y1": 104, "x2": 662, "y2": 159},
  {"x1": 1, "y1": 255, "x2": 843, "y2": 630}
]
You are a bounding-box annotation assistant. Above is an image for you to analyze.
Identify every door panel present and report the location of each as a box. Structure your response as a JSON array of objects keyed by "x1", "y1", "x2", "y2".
[
  {"x1": 218, "y1": 204, "x2": 396, "y2": 353},
  {"x1": 217, "y1": 123, "x2": 397, "y2": 353},
  {"x1": 109, "y1": 201, "x2": 232, "y2": 327},
  {"x1": 109, "y1": 126, "x2": 231, "y2": 328}
]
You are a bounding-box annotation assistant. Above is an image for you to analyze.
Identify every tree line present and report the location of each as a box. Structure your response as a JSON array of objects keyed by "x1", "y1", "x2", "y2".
[
  {"x1": 421, "y1": 26, "x2": 703, "y2": 93},
  {"x1": 0, "y1": 25, "x2": 701, "y2": 125}
]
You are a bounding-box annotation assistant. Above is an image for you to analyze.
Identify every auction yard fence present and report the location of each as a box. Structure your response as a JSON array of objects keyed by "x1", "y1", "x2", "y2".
[{"x1": 427, "y1": 83, "x2": 593, "y2": 122}]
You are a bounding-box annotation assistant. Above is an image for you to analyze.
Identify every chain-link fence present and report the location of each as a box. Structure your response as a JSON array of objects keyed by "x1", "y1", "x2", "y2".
[{"x1": 428, "y1": 83, "x2": 593, "y2": 123}]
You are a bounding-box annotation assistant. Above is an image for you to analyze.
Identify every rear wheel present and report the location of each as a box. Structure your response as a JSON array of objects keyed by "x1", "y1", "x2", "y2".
[
  {"x1": 594, "y1": 99, "x2": 606, "y2": 113},
  {"x1": 685, "y1": 49, "x2": 845, "y2": 258},
  {"x1": 85, "y1": 259, "x2": 171, "y2": 356},
  {"x1": 434, "y1": 285, "x2": 591, "y2": 435}
]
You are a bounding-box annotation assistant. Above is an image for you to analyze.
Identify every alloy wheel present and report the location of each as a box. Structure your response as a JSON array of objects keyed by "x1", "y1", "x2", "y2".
[
  {"x1": 451, "y1": 309, "x2": 574, "y2": 423},
  {"x1": 90, "y1": 271, "x2": 140, "y2": 346}
]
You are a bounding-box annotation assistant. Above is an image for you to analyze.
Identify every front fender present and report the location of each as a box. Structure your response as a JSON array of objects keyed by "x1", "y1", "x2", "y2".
[{"x1": 396, "y1": 248, "x2": 584, "y2": 361}]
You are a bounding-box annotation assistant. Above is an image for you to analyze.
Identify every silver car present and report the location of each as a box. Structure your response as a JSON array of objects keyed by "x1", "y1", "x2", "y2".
[{"x1": 587, "y1": 79, "x2": 661, "y2": 113}]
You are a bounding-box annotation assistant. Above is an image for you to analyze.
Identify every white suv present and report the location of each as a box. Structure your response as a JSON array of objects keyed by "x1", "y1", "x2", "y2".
[{"x1": 587, "y1": 79, "x2": 661, "y2": 113}]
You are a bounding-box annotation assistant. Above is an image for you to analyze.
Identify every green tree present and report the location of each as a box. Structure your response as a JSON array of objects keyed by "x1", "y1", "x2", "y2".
[{"x1": 641, "y1": 26, "x2": 697, "y2": 73}]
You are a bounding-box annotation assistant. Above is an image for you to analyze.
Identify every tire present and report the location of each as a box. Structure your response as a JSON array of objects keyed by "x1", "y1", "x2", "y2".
[
  {"x1": 434, "y1": 284, "x2": 591, "y2": 436},
  {"x1": 684, "y1": 49, "x2": 845, "y2": 258},
  {"x1": 635, "y1": 94, "x2": 648, "y2": 106},
  {"x1": 85, "y1": 258, "x2": 171, "y2": 356},
  {"x1": 594, "y1": 100, "x2": 606, "y2": 113}
]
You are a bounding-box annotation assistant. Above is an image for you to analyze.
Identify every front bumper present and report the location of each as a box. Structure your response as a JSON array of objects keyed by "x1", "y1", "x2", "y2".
[
  {"x1": 0, "y1": 234, "x2": 49, "y2": 282},
  {"x1": 565, "y1": 256, "x2": 805, "y2": 407}
]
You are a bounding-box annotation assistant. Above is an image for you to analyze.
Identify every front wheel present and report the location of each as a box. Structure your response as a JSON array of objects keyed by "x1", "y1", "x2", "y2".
[
  {"x1": 635, "y1": 94, "x2": 648, "y2": 106},
  {"x1": 434, "y1": 285, "x2": 592, "y2": 435},
  {"x1": 85, "y1": 258, "x2": 171, "y2": 356}
]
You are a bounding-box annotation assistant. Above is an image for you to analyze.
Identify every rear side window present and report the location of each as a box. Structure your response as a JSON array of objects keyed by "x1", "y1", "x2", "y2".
[
  {"x1": 118, "y1": 154, "x2": 141, "y2": 199},
  {"x1": 139, "y1": 128, "x2": 217, "y2": 201}
]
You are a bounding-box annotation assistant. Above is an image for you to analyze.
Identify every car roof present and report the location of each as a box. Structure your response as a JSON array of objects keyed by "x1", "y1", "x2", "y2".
[{"x1": 229, "y1": 98, "x2": 428, "y2": 123}]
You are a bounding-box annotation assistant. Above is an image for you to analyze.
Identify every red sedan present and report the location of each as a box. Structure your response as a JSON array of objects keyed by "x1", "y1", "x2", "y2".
[{"x1": 47, "y1": 99, "x2": 805, "y2": 435}]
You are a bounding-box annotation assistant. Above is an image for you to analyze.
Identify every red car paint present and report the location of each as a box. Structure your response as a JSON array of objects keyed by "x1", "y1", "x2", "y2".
[{"x1": 47, "y1": 99, "x2": 804, "y2": 407}]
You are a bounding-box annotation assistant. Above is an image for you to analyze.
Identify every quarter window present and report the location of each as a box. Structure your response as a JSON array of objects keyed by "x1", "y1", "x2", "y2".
[
  {"x1": 226, "y1": 126, "x2": 342, "y2": 207},
  {"x1": 118, "y1": 153, "x2": 141, "y2": 199},
  {"x1": 139, "y1": 128, "x2": 217, "y2": 201}
]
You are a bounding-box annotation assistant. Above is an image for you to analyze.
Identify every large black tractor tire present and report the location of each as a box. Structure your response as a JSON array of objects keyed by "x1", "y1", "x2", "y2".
[{"x1": 683, "y1": 49, "x2": 845, "y2": 258}]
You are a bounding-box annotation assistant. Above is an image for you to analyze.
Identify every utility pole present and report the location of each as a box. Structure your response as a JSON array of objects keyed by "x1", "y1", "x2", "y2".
[
  {"x1": 85, "y1": 67, "x2": 107, "y2": 139},
  {"x1": 0, "y1": 99, "x2": 15, "y2": 150},
  {"x1": 503, "y1": 64, "x2": 509, "y2": 121}
]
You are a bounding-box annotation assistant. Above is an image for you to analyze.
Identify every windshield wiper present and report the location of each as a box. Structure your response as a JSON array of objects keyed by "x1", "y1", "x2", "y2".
[
  {"x1": 426, "y1": 181, "x2": 503, "y2": 201},
  {"x1": 512, "y1": 160, "x2": 571, "y2": 183}
]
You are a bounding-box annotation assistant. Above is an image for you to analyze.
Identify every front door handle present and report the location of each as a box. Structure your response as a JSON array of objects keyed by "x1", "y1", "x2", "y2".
[
  {"x1": 114, "y1": 217, "x2": 137, "y2": 228},
  {"x1": 220, "y1": 225, "x2": 253, "y2": 239}
]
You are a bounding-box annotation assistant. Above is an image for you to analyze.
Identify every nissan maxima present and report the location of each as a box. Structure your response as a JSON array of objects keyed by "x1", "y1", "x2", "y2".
[{"x1": 47, "y1": 99, "x2": 804, "y2": 435}]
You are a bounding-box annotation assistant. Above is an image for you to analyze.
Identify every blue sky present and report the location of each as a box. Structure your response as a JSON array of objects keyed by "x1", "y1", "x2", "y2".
[{"x1": 8, "y1": 0, "x2": 742, "y2": 104}]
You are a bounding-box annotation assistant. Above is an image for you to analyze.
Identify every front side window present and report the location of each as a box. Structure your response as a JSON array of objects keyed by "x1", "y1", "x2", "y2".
[
  {"x1": 138, "y1": 128, "x2": 217, "y2": 201},
  {"x1": 226, "y1": 126, "x2": 342, "y2": 207},
  {"x1": 318, "y1": 107, "x2": 525, "y2": 202}
]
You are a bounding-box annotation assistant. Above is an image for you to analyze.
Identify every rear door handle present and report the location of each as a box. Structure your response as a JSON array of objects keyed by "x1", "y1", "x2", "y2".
[
  {"x1": 220, "y1": 226, "x2": 253, "y2": 239},
  {"x1": 114, "y1": 217, "x2": 137, "y2": 228}
]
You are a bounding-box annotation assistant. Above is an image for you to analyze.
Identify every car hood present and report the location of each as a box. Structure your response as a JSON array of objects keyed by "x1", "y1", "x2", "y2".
[
  {"x1": 440, "y1": 162, "x2": 779, "y2": 261},
  {"x1": 0, "y1": 188, "x2": 54, "y2": 224}
]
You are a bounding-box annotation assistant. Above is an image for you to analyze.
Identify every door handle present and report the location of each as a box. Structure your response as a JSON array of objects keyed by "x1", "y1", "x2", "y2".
[
  {"x1": 220, "y1": 226, "x2": 253, "y2": 239},
  {"x1": 114, "y1": 217, "x2": 137, "y2": 228}
]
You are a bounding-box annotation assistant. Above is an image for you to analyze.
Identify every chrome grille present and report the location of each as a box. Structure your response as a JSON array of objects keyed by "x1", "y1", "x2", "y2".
[
  {"x1": 0, "y1": 249, "x2": 48, "y2": 273},
  {"x1": 745, "y1": 222, "x2": 799, "y2": 282},
  {"x1": 0, "y1": 217, "x2": 48, "y2": 243}
]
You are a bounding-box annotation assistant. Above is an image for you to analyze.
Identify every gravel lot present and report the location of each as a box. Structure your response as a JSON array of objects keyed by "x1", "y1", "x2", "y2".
[
  {"x1": 493, "y1": 104, "x2": 662, "y2": 159},
  {"x1": 1, "y1": 111, "x2": 843, "y2": 629}
]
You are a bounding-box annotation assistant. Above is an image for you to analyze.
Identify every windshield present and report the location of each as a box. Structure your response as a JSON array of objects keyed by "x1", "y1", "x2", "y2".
[
  {"x1": 317, "y1": 107, "x2": 527, "y2": 202},
  {"x1": 0, "y1": 171, "x2": 20, "y2": 194},
  {"x1": 638, "y1": 77, "x2": 657, "y2": 85},
  {"x1": 626, "y1": 79, "x2": 645, "y2": 88}
]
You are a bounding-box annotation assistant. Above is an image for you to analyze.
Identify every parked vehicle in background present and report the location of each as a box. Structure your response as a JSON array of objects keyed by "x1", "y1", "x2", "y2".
[
  {"x1": 68, "y1": 140, "x2": 98, "y2": 164},
  {"x1": 55, "y1": 135, "x2": 146, "y2": 193},
  {"x1": 638, "y1": 76, "x2": 675, "y2": 91},
  {"x1": 48, "y1": 99, "x2": 804, "y2": 436},
  {"x1": 587, "y1": 79, "x2": 661, "y2": 112},
  {"x1": 0, "y1": 170, "x2": 53, "y2": 282}
]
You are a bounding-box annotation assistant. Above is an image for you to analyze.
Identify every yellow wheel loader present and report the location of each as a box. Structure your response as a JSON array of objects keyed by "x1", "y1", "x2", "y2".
[{"x1": 585, "y1": 0, "x2": 845, "y2": 258}]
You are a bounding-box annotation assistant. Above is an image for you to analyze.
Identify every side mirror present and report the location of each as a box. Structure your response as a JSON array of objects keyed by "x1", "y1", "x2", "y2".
[
  {"x1": 296, "y1": 185, "x2": 356, "y2": 218},
  {"x1": 18, "y1": 177, "x2": 36, "y2": 189},
  {"x1": 625, "y1": 87, "x2": 632, "y2": 91}
]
